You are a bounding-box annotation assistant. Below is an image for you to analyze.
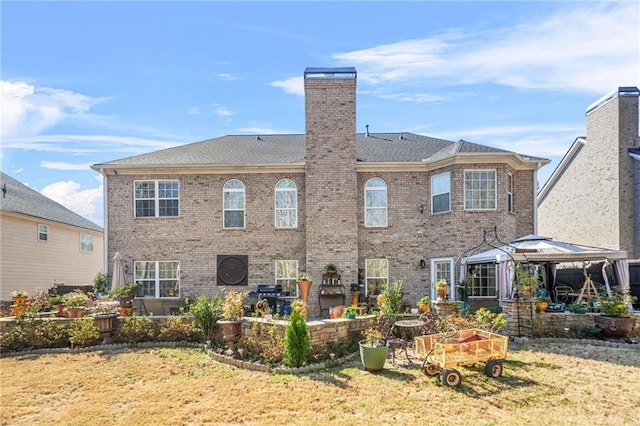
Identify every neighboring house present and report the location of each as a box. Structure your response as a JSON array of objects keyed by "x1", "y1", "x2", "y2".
[
  {"x1": 92, "y1": 67, "x2": 549, "y2": 317},
  {"x1": 538, "y1": 87, "x2": 639, "y2": 259},
  {"x1": 0, "y1": 171, "x2": 104, "y2": 304}
]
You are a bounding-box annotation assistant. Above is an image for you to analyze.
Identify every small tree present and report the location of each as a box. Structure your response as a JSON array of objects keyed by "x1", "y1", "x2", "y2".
[
  {"x1": 283, "y1": 300, "x2": 310, "y2": 367},
  {"x1": 189, "y1": 295, "x2": 224, "y2": 343}
]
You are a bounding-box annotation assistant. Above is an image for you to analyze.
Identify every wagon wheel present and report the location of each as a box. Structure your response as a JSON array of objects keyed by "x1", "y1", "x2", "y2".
[
  {"x1": 484, "y1": 360, "x2": 504, "y2": 378},
  {"x1": 440, "y1": 369, "x2": 462, "y2": 387},
  {"x1": 421, "y1": 363, "x2": 441, "y2": 377}
]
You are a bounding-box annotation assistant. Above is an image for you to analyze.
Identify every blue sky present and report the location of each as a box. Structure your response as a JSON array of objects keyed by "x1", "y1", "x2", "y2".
[{"x1": 2, "y1": 1, "x2": 638, "y2": 227}]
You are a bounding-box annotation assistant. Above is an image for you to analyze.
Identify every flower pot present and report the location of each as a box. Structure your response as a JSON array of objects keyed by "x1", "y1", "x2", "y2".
[
  {"x1": 359, "y1": 341, "x2": 388, "y2": 372},
  {"x1": 94, "y1": 313, "x2": 118, "y2": 344},
  {"x1": 419, "y1": 304, "x2": 430, "y2": 313},
  {"x1": 297, "y1": 280, "x2": 312, "y2": 318},
  {"x1": 594, "y1": 316, "x2": 636, "y2": 338},
  {"x1": 436, "y1": 286, "x2": 448, "y2": 301},
  {"x1": 12, "y1": 296, "x2": 28, "y2": 305},
  {"x1": 536, "y1": 302, "x2": 548, "y2": 313},
  {"x1": 11, "y1": 304, "x2": 27, "y2": 319},
  {"x1": 66, "y1": 307, "x2": 86, "y2": 318},
  {"x1": 117, "y1": 307, "x2": 133, "y2": 316},
  {"x1": 217, "y1": 320, "x2": 242, "y2": 356}
]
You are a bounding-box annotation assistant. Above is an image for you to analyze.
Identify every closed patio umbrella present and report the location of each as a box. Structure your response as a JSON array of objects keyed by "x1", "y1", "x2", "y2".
[{"x1": 112, "y1": 251, "x2": 127, "y2": 290}]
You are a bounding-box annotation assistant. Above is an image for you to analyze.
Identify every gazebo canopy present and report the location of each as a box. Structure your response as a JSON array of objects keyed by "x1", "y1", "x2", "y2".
[{"x1": 463, "y1": 234, "x2": 627, "y2": 265}]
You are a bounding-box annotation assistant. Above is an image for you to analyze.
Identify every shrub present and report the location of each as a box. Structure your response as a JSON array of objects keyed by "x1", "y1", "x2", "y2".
[
  {"x1": 68, "y1": 318, "x2": 100, "y2": 348},
  {"x1": 377, "y1": 279, "x2": 405, "y2": 317},
  {"x1": 238, "y1": 321, "x2": 284, "y2": 365},
  {"x1": 0, "y1": 324, "x2": 30, "y2": 352},
  {"x1": 158, "y1": 316, "x2": 199, "y2": 342},
  {"x1": 283, "y1": 300, "x2": 310, "y2": 367},
  {"x1": 189, "y1": 295, "x2": 224, "y2": 343},
  {"x1": 114, "y1": 316, "x2": 157, "y2": 344}
]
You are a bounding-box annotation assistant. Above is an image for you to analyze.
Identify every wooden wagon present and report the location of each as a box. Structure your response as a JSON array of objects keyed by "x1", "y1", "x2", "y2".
[{"x1": 414, "y1": 328, "x2": 509, "y2": 387}]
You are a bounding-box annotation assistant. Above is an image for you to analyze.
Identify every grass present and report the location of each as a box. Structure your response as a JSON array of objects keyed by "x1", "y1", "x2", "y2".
[{"x1": 1, "y1": 340, "x2": 639, "y2": 426}]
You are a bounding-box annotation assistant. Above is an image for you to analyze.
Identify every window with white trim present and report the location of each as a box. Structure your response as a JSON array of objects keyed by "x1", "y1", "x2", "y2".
[
  {"x1": 80, "y1": 233, "x2": 94, "y2": 253},
  {"x1": 223, "y1": 179, "x2": 245, "y2": 229},
  {"x1": 431, "y1": 258, "x2": 454, "y2": 299},
  {"x1": 464, "y1": 170, "x2": 496, "y2": 210},
  {"x1": 466, "y1": 263, "x2": 497, "y2": 297},
  {"x1": 431, "y1": 172, "x2": 451, "y2": 214},
  {"x1": 134, "y1": 261, "x2": 180, "y2": 298},
  {"x1": 365, "y1": 258, "x2": 388, "y2": 296},
  {"x1": 134, "y1": 180, "x2": 179, "y2": 218},
  {"x1": 275, "y1": 179, "x2": 297, "y2": 228},
  {"x1": 38, "y1": 224, "x2": 48, "y2": 241},
  {"x1": 365, "y1": 178, "x2": 387, "y2": 227},
  {"x1": 275, "y1": 260, "x2": 298, "y2": 297},
  {"x1": 507, "y1": 173, "x2": 514, "y2": 213}
]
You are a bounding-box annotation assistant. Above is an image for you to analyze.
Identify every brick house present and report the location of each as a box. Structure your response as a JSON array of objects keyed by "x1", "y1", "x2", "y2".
[
  {"x1": 538, "y1": 87, "x2": 639, "y2": 259},
  {"x1": 92, "y1": 67, "x2": 548, "y2": 317}
]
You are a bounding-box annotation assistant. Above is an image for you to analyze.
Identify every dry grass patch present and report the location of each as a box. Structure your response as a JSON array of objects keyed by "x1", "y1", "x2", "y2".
[{"x1": 1, "y1": 341, "x2": 639, "y2": 425}]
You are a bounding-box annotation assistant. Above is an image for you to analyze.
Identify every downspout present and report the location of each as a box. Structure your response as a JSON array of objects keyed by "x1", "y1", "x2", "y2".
[
  {"x1": 99, "y1": 168, "x2": 109, "y2": 278},
  {"x1": 533, "y1": 163, "x2": 540, "y2": 235}
]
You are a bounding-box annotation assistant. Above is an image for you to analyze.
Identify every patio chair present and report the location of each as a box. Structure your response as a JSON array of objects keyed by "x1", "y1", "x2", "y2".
[
  {"x1": 417, "y1": 311, "x2": 440, "y2": 336},
  {"x1": 554, "y1": 286, "x2": 576, "y2": 304},
  {"x1": 378, "y1": 315, "x2": 405, "y2": 365},
  {"x1": 140, "y1": 298, "x2": 167, "y2": 316}
]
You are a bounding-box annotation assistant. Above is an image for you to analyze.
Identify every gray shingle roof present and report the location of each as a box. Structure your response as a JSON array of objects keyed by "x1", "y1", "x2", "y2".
[
  {"x1": 94, "y1": 132, "x2": 546, "y2": 168},
  {"x1": 0, "y1": 172, "x2": 103, "y2": 232}
]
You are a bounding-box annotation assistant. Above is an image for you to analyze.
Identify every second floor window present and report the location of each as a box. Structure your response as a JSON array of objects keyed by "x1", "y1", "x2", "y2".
[
  {"x1": 365, "y1": 178, "x2": 387, "y2": 227},
  {"x1": 275, "y1": 179, "x2": 297, "y2": 228},
  {"x1": 431, "y1": 172, "x2": 451, "y2": 214},
  {"x1": 464, "y1": 170, "x2": 496, "y2": 210},
  {"x1": 134, "y1": 180, "x2": 179, "y2": 218},
  {"x1": 223, "y1": 179, "x2": 245, "y2": 229},
  {"x1": 80, "y1": 233, "x2": 94, "y2": 253},
  {"x1": 507, "y1": 173, "x2": 515, "y2": 213},
  {"x1": 38, "y1": 224, "x2": 48, "y2": 241}
]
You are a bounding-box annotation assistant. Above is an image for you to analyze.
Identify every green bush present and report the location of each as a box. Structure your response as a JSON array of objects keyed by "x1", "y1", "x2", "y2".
[
  {"x1": 0, "y1": 324, "x2": 30, "y2": 352},
  {"x1": 377, "y1": 279, "x2": 405, "y2": 317},
  {"x1": 68, "y1": 318, "x2": 101, "y2": 348},
  {"x1": 189, "y1": 295, "x2": 224, "y2": 343},
  {"x1": 283, "y1": 300, "x2": 310, "y2": 367},
  {"x1": 114, "y1": 316, "x2": 157, "y2": 344}
]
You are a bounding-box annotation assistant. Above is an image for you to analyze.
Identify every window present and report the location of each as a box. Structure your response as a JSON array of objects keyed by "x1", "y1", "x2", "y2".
[
  {"x1": 365, "y1": 258, "x2": 388, "y2": 296},
  {"x1": 431, "y1": 258, "x2": 454, "y2": 299},
  {"x1": 507, "y1": 173, "x2": 514, "y2": 213},
  {"x1": 134, "y1": 261, "x2": 180, "y2": 298},
  {"x1": 275, "y1": 260, "x2": 298, "y2": 296},
  {"x1": 223, "y1": 179, "x2": 245, "y2": 229},
  {"x1": 365, "y1": 178, "x2": 387, "y2": 227},
  {"x1": 466, "y1": 263, "x2": 497, "y2": 297},
  {"x1": 464, "y1": 170, "x2": 496, "y2": 210},
  {"x1": 275, "y1": 179, "x2": 297, "y2": 228},
  {"x1": 38, "y1": 224, "x2": 48, "y2": 241},
  {"x1": 431, "y1": 172, "x2": 451, "y2": 214},
  {"x1": 80, "y1": 233, "x2": 94, "y2": 253},
  {"x1": 134, "y1": 180, "x2": 179, "y2": 218}
]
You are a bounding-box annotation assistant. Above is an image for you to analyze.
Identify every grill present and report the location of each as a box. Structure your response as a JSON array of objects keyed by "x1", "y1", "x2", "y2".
[{"x1": 256, "y1": 284, "x2": 282, "y2": 314}]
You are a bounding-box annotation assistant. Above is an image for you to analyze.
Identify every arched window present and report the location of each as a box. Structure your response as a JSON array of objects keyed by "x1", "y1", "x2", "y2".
[
  {"x1": 365, "y1": 178, "x2": 387, "y2": 227},
  {"x1": 223, "y1": 179, "x2": 245, "y2": 229},
  {"x1": 275, "y1": 179, "x2": 297, "y2": 228}
]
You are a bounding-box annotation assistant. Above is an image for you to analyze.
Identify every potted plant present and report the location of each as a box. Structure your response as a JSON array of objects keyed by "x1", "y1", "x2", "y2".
[
  {"x1": 49, "y1": 295, "x2": 65, "y2": 317},
  {"x1": 359, "y1": 322, "x2": 388, "y2": 372},
  {"x1": 343, "y1": 306, "x2": 360, "y2": 319},
  {"x1": 93, "y1": 299, "x2": 119, "y2": 344},
  {"x1": 595, "y1": 288, "x2": 637, "y2": 338},
  {"x1": 11, "y1": 290, "x2": 28, "y2": 305},
  {"x1": 325, "y1": 263, "x2": 338, "y2": 276},
  {"x1": 217, "y1": 290, "x2": 248, "y2": 355},
  {"x1": 63, "y1": 290, "x2": 89, "y2": 318},
  {"x1": 93, "y1": 270, "x2": 109, "y2": 298},
  {"x1": 568, "y1": 303, "x2": 588, "y2": 314},
  {"x1": 516, "y1": 266, "x2": 538, "y2": 299},
  {"x1": 296, "y1": 271, "x2": 312, "y2": 315},
  {"x1": 109, "y1": 282, "x2": 139, "y2": 313},
  {"x1": 535, "y1": 296, "x2": 550, "y2": 313},
  {"x1": 417, "y1": 295, "x2": 431, "y2": 313}
]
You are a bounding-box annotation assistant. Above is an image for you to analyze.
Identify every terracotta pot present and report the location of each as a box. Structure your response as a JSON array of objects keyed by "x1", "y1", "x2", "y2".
[
  {"x1": 419, "y1": 304, "x2": 430, "y2": 313},
  {"x1": 536, "y1": 302, "x2": 548, "y2": 313},
  {"x1": 12, "y1": 296, "x2": 28, "y2": 305},
  {"x1": 12, "y1": 304, "x2": 27, "y2": 319},
  {"x1": 66, "y1": 308, "x2": 86, "y2": 318}
]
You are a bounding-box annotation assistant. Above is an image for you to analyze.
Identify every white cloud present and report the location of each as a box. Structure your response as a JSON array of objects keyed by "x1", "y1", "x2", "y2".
[
  {"x1": 214, "y1": 104, "x2": 234, "y2": 118},
  {"x1": 270, "y1": 76, "x2": 304, "y2": 96},
  {"x1": 216, "y1": 73, "x2": 238, "y2": 81},
  {"x1": 41, "y1": 180, "x2": 103, "y2": 225},
  {"x1": 187, "y1": 107, "x2": 200, "y2": 115},
  {"x1": 332, "y1": 3, "x2": 639, "y2": 95},
  {"x1": 40, "y1": 161, "x2": 95, "y2": 171},
  {"x1": 0, "y1": 80, "x2": 109, "y2": 137},
  {"x1": 3, "y1": 134, "x2": 181, "y2": 154}
]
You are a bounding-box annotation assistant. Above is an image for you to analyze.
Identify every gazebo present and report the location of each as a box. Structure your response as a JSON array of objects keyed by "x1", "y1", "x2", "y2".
[{"x1": 461, "y1": 234, "x2": 629, "y2": 303}]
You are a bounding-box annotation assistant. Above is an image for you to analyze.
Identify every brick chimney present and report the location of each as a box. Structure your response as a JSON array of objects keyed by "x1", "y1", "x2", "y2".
[{"x1": 303, "y1": 67, "x2": 359, "y2": 313}]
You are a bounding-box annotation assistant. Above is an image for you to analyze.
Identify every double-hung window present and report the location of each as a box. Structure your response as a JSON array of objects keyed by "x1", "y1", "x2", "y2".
[
  {"x1": 365, "y1": 258, "x2": 388, "y2": 296},
  {"x1": 275, "y1": 260, "x2": 298, "y2": 297},
  {"x1": 223, "y1": 179, "x2": 245, "y2": 229},
  {"x1": 80, "y1": 233, "x2": 94, "y2": 253},
  {"x1": 464, "y1": 170, "x2": 496, "y2": 210},
  {"x1": 134, "y1": 261, "x2": 180, "y2": 298},
  {"x1": 365, "y1": 178, "x2": 387, "y2": 227},
  {"x1": 431, "y1": 172, "x2": 451, "y2": 214},
  {"x1": 275, "y1": 179, "x2": 297, "y2": 228},
  {"x1": 134, "y1": 180, "x2": 179, "y2": 218},
  {"x1": 38, "y1": 224, "x2": 48, "y2": 241}
]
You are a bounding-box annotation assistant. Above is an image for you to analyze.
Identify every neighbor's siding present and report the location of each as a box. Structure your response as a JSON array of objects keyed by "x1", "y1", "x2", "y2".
[{"x1": 0, "y1": 213, "x2": 104, "y2": 302}]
